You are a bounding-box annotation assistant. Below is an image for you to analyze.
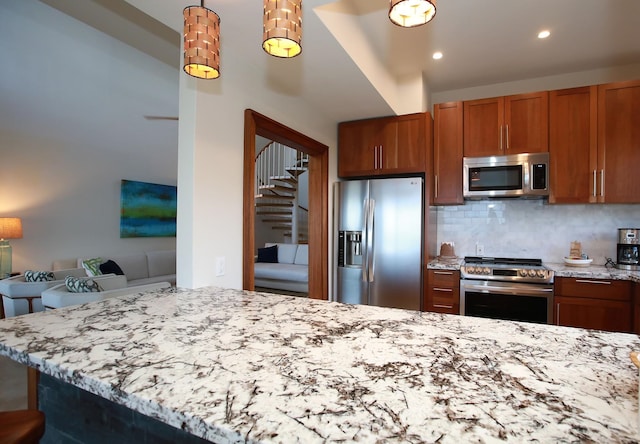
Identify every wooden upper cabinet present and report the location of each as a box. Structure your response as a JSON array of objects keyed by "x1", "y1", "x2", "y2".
[
  {"x1": 338, "y1": 112, "x2": 429, "y2": 178},
  {"x1": 549, "y1": 86, "x2": 598, "y2": 204},
  {"x1": 597, "y1": 79, "x2": 640, "y2": 203},
  {"x1": 463, "y1": 97, "x2": 503, "y2": 157},
  {"x1": 338, "y1": 118, "x2": 386, "y2": 177},
  {"x1": 463, "y1": 91, "x2": 548, "y2": 157},
  {"x1": 433, "y1": 101, "x2": 463, "y2": 205}
]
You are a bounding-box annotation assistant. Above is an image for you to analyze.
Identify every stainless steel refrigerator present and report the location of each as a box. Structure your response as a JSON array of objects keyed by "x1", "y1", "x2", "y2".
[{"x1": 334, "y1": 177, "x2": 423, "y2": 310}]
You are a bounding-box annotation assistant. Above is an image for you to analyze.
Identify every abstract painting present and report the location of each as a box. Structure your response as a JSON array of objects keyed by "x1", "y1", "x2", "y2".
[{"x1": 120, "y1": 180, "x2": 177, "y2": 238}]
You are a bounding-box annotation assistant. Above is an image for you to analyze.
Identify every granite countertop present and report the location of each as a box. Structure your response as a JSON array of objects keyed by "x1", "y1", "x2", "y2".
[
  {"x1": 427, "y1": 257, "x2": 464, "y2": 270},
  {"x1": 2, "y1": 287, "x2": 640, "y2": 443},
  {"x1": 428, "y1": 257, "x2": 640, "y2": 282},
  {"x1": 546, "y1": 262, "x2": 640, "y2": 282}
]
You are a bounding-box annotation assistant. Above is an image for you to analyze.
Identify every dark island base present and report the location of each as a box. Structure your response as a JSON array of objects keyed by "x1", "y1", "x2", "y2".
[{"x1": 38, "y1": 374, "x2": 212, "y2": 444}]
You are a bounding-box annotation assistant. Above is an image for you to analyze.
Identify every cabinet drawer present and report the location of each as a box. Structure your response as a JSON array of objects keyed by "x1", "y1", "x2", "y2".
[
  {"x1": 555, "y1": 277, "x2": 631, "y2": 301},
  {"x1": 428, "y1": 269, "x2": 460, "y2": 288}
]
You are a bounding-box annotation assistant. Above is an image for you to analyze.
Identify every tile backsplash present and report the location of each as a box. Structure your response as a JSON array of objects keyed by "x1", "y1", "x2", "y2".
[{"x1": 435, "y1": 201, "x2": 640, "y2": 265}]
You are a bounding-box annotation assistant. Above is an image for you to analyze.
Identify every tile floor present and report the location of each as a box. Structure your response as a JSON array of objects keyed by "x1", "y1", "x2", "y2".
[{"x1": 0, "y1": 355, "x2": 28, "y2": 411}]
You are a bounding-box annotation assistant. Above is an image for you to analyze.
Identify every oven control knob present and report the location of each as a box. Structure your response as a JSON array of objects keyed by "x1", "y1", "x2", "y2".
[
  {"x1": 518, "y1": 269, "x2": 527, "y2": 277},
  {"x1": 483, "y1": 267, "x2": 491, "y2": 275},
  {"x1": 465, "y1": 266, "x2": 473, "y2": 274},
  {"x1": 528, "y1": 269, "x2": 536, "y2": 277},
  {"x1": 537, "y1": 270, "x2": 546, "y2": 278}
]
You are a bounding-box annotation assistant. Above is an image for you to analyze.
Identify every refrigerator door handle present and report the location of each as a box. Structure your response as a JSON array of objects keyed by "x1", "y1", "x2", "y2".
[
  {"x1": 367, "y1": 198, "x2": 375, "y2": 282},
  {"x1": 361, "y1": 198, "x2": 369, "y2": 282}
]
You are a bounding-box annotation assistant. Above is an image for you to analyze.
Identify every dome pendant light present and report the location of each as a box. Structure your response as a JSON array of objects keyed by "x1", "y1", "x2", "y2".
[
  {"x1": 263, "y1": 0, "x2": 302, "y2": 58},
  {"x1": 389, "y1": 0, "x2": 436, "y2": 28},
  {"x1": 183, "y1": 1, "x2": 221, "y2": 79}
]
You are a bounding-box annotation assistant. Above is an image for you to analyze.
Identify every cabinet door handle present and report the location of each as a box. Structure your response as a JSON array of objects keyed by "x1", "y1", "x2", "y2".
[
  {"x1": 434, "y1": 271, "x2": 453, "y2": 275},
  {"x1": 434, "y1": 175, "x2": 438, "y2": 199},
  {"x1": 556, "y1": 303, "x2": 560, "y2": 325},
  {"x1": 499, "y1": 125, "x2": 504, "y2": 151},
  {"x1": 433, "y1": 287, "x2": 453, "y2": 292},
  {"x1": 374, "y1": 146, "x2": 378, "y2": 169},
  {"x1": 505, "y1": 124, "x2": 510, "y2": 150},
  {"x1": 600, "y1": 169, "x2": 604, "y2": 197},
  {"x1": 380, "y1": 145, "x2": 384, "y2": 169},
  {"x1": 575, "y1": 279, "x2": 611, "y2": 285},
  {"x1": 433, "y1": 304, "x2": 453, "y2": 309},
  {"x1": 592, "y1": 170, "x2": 597, "y2": 197}
]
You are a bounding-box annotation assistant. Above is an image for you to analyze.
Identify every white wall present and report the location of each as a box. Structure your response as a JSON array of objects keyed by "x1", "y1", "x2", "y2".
[
  {"x1": 431, "y1": 63, "x2": 640, "y2": 105},
  {"x1": 177, "y1": 51, "x2": 337, "y2": 289},
  {"x1": 0, "y1": 0, "x2": 178, "y2": 271}
]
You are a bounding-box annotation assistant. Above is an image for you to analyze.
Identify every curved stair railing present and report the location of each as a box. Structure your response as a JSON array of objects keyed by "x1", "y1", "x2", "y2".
[{"x1": 255, "y1": 142, "x2": 309, "y2": 243}]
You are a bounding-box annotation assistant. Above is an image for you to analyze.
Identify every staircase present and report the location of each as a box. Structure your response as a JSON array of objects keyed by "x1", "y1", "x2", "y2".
[{"x1": 255, "y1": 142, "x2": 309, "y2": 243}]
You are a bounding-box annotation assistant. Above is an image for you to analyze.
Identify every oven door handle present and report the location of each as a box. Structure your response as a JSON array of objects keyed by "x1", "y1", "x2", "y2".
[{"x1": 462, "y1": 283, "x2": 553, "y2": 295}]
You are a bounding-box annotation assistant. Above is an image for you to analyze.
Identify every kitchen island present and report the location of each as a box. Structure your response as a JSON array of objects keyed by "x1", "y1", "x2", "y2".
[{"x1": 1, "y1": 286, "x2": 640, "y2": 443}]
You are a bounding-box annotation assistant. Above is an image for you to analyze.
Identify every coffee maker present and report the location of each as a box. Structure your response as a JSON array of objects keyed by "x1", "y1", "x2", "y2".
[{"x1": 617, "y1": 228, "x2": 640, "y2": 270}]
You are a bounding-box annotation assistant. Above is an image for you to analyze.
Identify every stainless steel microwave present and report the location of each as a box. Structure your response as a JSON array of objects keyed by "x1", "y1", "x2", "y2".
[{"x1": 463, "y1": 152, "x2": 549, "y2": 199}]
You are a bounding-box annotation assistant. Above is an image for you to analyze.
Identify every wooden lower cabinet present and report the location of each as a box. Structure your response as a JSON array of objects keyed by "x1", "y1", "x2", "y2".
[
  {"x1": 554, "y1": 277, "x2": 632, "y2": 333},
  {"x1": 634, "y1": 283, "x2": 640, "y2": 335},
  {"x1": 425, "y1": 269, "x2": 460, "y2": 314}
]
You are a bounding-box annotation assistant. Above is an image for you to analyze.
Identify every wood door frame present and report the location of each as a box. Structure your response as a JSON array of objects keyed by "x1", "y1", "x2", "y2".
[{"x1": 243, "y1": 109, "x2": 329, "y2": 300}]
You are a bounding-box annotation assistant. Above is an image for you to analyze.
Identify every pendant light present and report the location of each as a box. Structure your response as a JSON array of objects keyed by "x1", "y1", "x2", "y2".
[
  {"x1": 389, "y1": 0, "x2": 436, "y2": 28},
  {"x1": 263, "y1": 0, "x2": 302, "y2": 58},
  {"x1": 183, "y1": 1, "x2": 221, "y2": 79}
]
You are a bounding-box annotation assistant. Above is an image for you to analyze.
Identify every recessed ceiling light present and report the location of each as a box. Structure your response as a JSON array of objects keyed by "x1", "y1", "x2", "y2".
[
  {"x1": 538, "y1": 30, "x2": 551, "y2": 39},
  {"x1": 433, "y1": 52, "x2": 443, "y2": 60}
]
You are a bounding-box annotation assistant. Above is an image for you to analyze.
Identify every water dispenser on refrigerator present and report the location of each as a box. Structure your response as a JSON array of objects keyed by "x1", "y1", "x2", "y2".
[{"x1": 338, "y1": 231, "x2": 363, "y2": 267}]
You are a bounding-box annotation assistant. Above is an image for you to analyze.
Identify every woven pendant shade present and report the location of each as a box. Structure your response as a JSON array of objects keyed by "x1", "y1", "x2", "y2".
[
  {"x1": 263, "y1": 0, "x2": 302, "y2": 58},
  {"x1": 389, "y1": 0, "x2": 436, "y2": 28},
  {"x1": 183, "y1": 3, "x2": 220, "y2": 79}
]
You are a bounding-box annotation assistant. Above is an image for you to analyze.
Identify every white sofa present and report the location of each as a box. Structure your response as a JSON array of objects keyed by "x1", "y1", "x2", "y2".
[
  {"x1": 254, "y1": 243, "x2": 308, "y2": 293},
  {"x1": 41, "y1": 274, "x2": 171, "y2": 309},
  {"x1": 54, "y1": 250, "x2": 176, "y2": 286},
  {"x1": 0, "y1": 268, "x2": 87, "y2": 317}
]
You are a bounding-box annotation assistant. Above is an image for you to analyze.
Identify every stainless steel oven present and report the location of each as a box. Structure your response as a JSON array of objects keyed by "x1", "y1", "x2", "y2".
[{"x1": 460, "y1": 257, "x2": 554, "y2": 324}]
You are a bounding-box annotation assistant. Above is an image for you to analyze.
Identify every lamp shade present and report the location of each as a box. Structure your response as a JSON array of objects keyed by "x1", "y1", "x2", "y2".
[
  {"x1": 389, "y1": 0, "x2": 436, "y2": 28},
  {"x1": 183, "y1": 3, "x2": 221, "y2": 79},
  {"x1": 0, "y1": 218, "x2": 22, "y2": 240},
  {"x1": 263, "y1": 0, "x2": 302, "y2": 58}
]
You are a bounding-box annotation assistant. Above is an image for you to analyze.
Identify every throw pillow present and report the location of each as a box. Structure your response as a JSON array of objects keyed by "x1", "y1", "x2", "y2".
[
  {"x1": 99, "y1": 260, "x2": 125, "y2": 276},
  {"x1": 257, "y1": 245, "x2": 278, "y2": 263},
  {"x1": 24, "y1": 270, "x2": 55, "y2": 282},
  {"x1": 82, "y1": 258, "x2": 103, "y2": 277},
  {"x1": 65, "y1": 276, "x2": 103, "y2": 293}
]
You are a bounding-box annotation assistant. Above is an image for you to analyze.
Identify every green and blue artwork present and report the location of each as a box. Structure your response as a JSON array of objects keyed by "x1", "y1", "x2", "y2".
[{"x1": 120, "y1": 180, "x2": 177, "y2": 238}]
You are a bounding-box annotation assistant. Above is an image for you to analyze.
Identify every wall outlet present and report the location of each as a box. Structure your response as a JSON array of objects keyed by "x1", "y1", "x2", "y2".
[
  {"x1": 215, "y1": 257, "x2": 225, "y2": 276},
  {"x1": 476, "y1": 243, "x2": 484, "y2": 256}
]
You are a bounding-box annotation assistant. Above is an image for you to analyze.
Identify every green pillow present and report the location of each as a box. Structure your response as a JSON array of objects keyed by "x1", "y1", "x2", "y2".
[
  {"x1": 81, "y1": 258, "x2": 103, "y2": 277},
  {"x1": 24, "y1": 270, "x2": 55, "y2": 282},
  {"x1": 65, "y1": 276, "x2": 103, "y2": 293}
]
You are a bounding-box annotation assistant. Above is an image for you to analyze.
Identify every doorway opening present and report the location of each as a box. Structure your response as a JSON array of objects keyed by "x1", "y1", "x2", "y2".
[{"x1": 243, "y1": 110, "x2": 329, "y2": 300}]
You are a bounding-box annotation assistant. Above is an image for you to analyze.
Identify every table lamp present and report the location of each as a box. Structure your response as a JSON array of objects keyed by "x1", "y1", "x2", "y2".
[{"x1": 0, "y1": 218, "x2": 23, "y2": 279}]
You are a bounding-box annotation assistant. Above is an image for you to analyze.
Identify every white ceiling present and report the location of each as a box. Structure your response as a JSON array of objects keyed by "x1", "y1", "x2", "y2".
[{"x1": 43, "y1": 0, "x2": 640, "y2": 123}]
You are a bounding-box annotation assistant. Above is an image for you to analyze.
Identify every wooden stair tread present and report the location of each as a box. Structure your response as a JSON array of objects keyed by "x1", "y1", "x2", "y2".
[
  {"x1": 255, "y1": 202, "x2": 294, "y2": 207},
  {"x1": 259, "y1": 184, "x2": 295, "y2": 193},
  {"x1": 256, "y1": 210, "x2": 292, "y2": 215},
  {"x1": 261, "y1": 218, "x2": 293, "y2": 223},
  {"x1": 255, "y1": 194, "x2": 295, "y2": 200},
  {"x1": 270, "y1": 176, "x2": 298, "y2": 184}
]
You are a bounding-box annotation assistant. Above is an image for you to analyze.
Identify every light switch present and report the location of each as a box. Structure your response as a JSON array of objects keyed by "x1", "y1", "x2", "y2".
[{"x1": 215, "y1": 257, "x2": 225, "y2": 276}]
